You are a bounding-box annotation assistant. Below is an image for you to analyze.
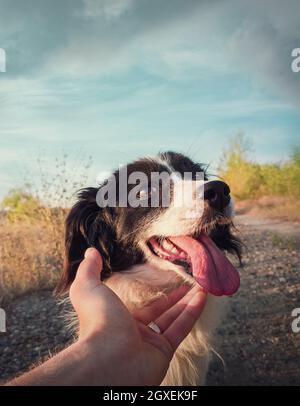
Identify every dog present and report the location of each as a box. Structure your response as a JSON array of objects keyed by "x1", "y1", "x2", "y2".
[{"x1": 56, "y1": 151, "x2": 242, "y2": 386}]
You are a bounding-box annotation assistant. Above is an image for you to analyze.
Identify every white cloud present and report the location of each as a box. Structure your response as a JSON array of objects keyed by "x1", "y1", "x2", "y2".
[
  {"x1": 82, "y1": 0, "x2": 135, "y2": 20},
  {"x1": 0, "y1": 0, "x2": 299, "y2": 107},
  {"x1": 0, "y1": 0, "x2": 300, "y2": 199},
  {"x1": 223, "y1": 0, "x2": 300, "y2": 107}
]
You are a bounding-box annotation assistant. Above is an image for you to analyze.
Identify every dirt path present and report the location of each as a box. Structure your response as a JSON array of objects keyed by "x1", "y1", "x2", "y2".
[
  {"x1": 235, "y1": 215, "x2": 300, "y2": 239},
  {"x1": 1, "y1": 215, "x2": 300, "y2": 385},
  {"x1": 207, "y1": 215, "x2": 300, "y2": 385}
]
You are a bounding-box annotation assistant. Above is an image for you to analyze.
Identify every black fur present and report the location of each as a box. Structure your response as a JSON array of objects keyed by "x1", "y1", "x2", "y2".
[{"x1": 56, "y1": 151, "x2": 242, "y2": 295}]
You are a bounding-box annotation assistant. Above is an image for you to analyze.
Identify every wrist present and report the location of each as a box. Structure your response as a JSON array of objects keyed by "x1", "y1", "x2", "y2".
[
  {"x1": 76, "y1": 334, "x2": 142, "y2": 386},
  {"x1": 75, "y1": 335, "x2": 123, "y2": 385}
]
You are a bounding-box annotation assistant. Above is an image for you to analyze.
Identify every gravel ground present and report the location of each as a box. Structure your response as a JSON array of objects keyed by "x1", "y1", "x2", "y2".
[
  {"x1": 207, "y1": 216, "x2": 300, "y2": 385},
  {"x1": 1, "y1": 216, "x2": 300, "y2": 385},
  {"x1": 0, "y1": 292, "x2": 73, "y2": 384}
]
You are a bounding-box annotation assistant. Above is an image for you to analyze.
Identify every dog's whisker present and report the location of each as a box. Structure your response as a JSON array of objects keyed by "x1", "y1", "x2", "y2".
[{"x1": 118, "y1": 225, "x2": 147, "y2": 243}]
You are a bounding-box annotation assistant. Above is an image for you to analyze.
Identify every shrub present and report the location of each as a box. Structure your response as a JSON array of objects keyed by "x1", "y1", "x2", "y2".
[
  {"x1": 219, "y1": 134, "x2": 300, "y2": 200},
  {"x1": 1, "y1": 189, "x2": 42, "y2": 223}
]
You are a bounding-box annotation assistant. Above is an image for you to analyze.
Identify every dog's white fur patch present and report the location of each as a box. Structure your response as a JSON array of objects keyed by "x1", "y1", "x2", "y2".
[{"x1": 104, "y1": 267, "x2": 226, "y2": 386}]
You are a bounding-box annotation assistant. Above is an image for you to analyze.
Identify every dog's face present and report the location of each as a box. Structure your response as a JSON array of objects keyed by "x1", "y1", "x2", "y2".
[{"x1": 56, "y1": 151, "x2": 241, "y2": 297}]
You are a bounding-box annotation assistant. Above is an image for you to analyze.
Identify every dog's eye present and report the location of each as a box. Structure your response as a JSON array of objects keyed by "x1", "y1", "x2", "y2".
[{"x1": 137, "y1": 186, "x2": 157, "y2": 200}]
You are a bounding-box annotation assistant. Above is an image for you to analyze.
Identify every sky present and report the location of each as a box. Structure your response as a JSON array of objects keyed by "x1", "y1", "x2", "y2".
[{"x1": 0, "y1": 0, "x2": 300, "y2": 201}]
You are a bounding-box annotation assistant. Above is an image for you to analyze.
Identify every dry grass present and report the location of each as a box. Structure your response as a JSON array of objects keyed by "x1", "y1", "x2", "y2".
[
  {"x1": 0, "y1": 153, "x2": 92, "y2": 304},
  {"x1": 235, "y1": 196, "x2": 300, "y2": 222},
  {"x1": 0, "y1": 209, "x2": 65, "y2": 305}
]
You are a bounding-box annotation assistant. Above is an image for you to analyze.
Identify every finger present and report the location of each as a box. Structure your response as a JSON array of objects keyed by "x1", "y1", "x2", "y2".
[
  {"x1": 153, "y1": 285, "x2": 203, "y2": 333},
  {"x1": 133, "y1": 285, "x2": 190, "y2": 325},
  {"x1": 70, "y1": 248, "x2": 103, "y2": 302},
  {"x1": 163, "y1": 289, "x2": 207, "y2": 351},
  {"x1": 74, "y1": 248, "x2": 103, "y2": 285}
]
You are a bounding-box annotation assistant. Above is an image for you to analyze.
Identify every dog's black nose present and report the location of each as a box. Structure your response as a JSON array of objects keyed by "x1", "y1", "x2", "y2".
[{"x1": 204, "y1": 180, "x2": 231, "y2": 210}]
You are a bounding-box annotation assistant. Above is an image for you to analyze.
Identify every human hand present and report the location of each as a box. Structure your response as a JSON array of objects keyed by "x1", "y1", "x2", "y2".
[
  {"x1": 70, "y1": 247, "x2": 207, "y2": 386},
  {"x1": 6, "y1": 247, "x2": 206, "y2": 387}
]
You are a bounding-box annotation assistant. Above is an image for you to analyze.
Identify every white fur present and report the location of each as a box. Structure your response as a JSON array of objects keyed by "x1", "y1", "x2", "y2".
[
  {"x1": 64, "y1": 173, "x2": 232, "y2": 385},
  {"x1": 64, "y1": 262, "x2": 225, "y2": 386},
  {"x1": 109, "y1": 179, "x2": 231, "y2": 385},
  {"x1": 104, "y1": 265, "x2": 226, "y2": 386}
]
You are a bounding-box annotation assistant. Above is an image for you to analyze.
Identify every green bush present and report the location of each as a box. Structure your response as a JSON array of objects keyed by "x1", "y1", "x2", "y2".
[
  {"x1": 219, "y1": 134, "x2": 300, "y2": 199},
  {"x1": 1, "y1": 189, "x2": 42, "y2": 223}
]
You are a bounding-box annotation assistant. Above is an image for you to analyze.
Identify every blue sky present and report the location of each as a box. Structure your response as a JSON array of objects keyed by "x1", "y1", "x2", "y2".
[{"x1": 0, "y1": 0, "x2": 300, "y2": 200}]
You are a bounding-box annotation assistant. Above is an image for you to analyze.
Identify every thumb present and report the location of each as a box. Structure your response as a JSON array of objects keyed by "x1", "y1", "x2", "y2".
[
  {"x1": 83, "y1": 247, "x2": 103, "y2": 280},
  {"x1": 70, "y1": 248, "x2": 103, "y2": 296}
]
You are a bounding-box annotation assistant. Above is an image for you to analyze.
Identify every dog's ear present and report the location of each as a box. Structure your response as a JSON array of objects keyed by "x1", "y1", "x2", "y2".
[{"x1": 55, "y1": 187, "x2": 115, "y2": 295}]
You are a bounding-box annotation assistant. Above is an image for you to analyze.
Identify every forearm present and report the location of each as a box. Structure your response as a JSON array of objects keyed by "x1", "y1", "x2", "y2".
[
  {"x1": 5, "y1": 336, "x2": 142, "y2": 386},
  {"x1": 6, "y1": 340, "x2": 106, "y2": 386}
]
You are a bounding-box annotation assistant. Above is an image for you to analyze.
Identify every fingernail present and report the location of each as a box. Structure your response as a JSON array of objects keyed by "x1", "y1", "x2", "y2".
[
  {"x1": 189, "y1": 290, "x2": 207, "y2": 308},
  {"x1": 84, "y1": 248, "x2": 102, "y2": 267},
  {"x1": 84, "y1": 247, "x2": 96, "y2": 258}
]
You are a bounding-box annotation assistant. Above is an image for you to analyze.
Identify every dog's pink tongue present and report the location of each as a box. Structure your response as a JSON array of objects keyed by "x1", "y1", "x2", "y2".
[{"x1": 169, "y1": 235, "x2": 240, "y2": 296}]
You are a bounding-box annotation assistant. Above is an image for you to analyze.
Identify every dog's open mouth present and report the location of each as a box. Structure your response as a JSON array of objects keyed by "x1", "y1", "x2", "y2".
[{"x1": 148, "y1": 235, "x2": 240, "y2": 297}]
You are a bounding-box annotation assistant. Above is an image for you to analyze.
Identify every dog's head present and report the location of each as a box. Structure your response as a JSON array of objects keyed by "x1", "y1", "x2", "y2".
[{"x1": 56, "y1": 151, "x2": 242, "y2": 296}]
